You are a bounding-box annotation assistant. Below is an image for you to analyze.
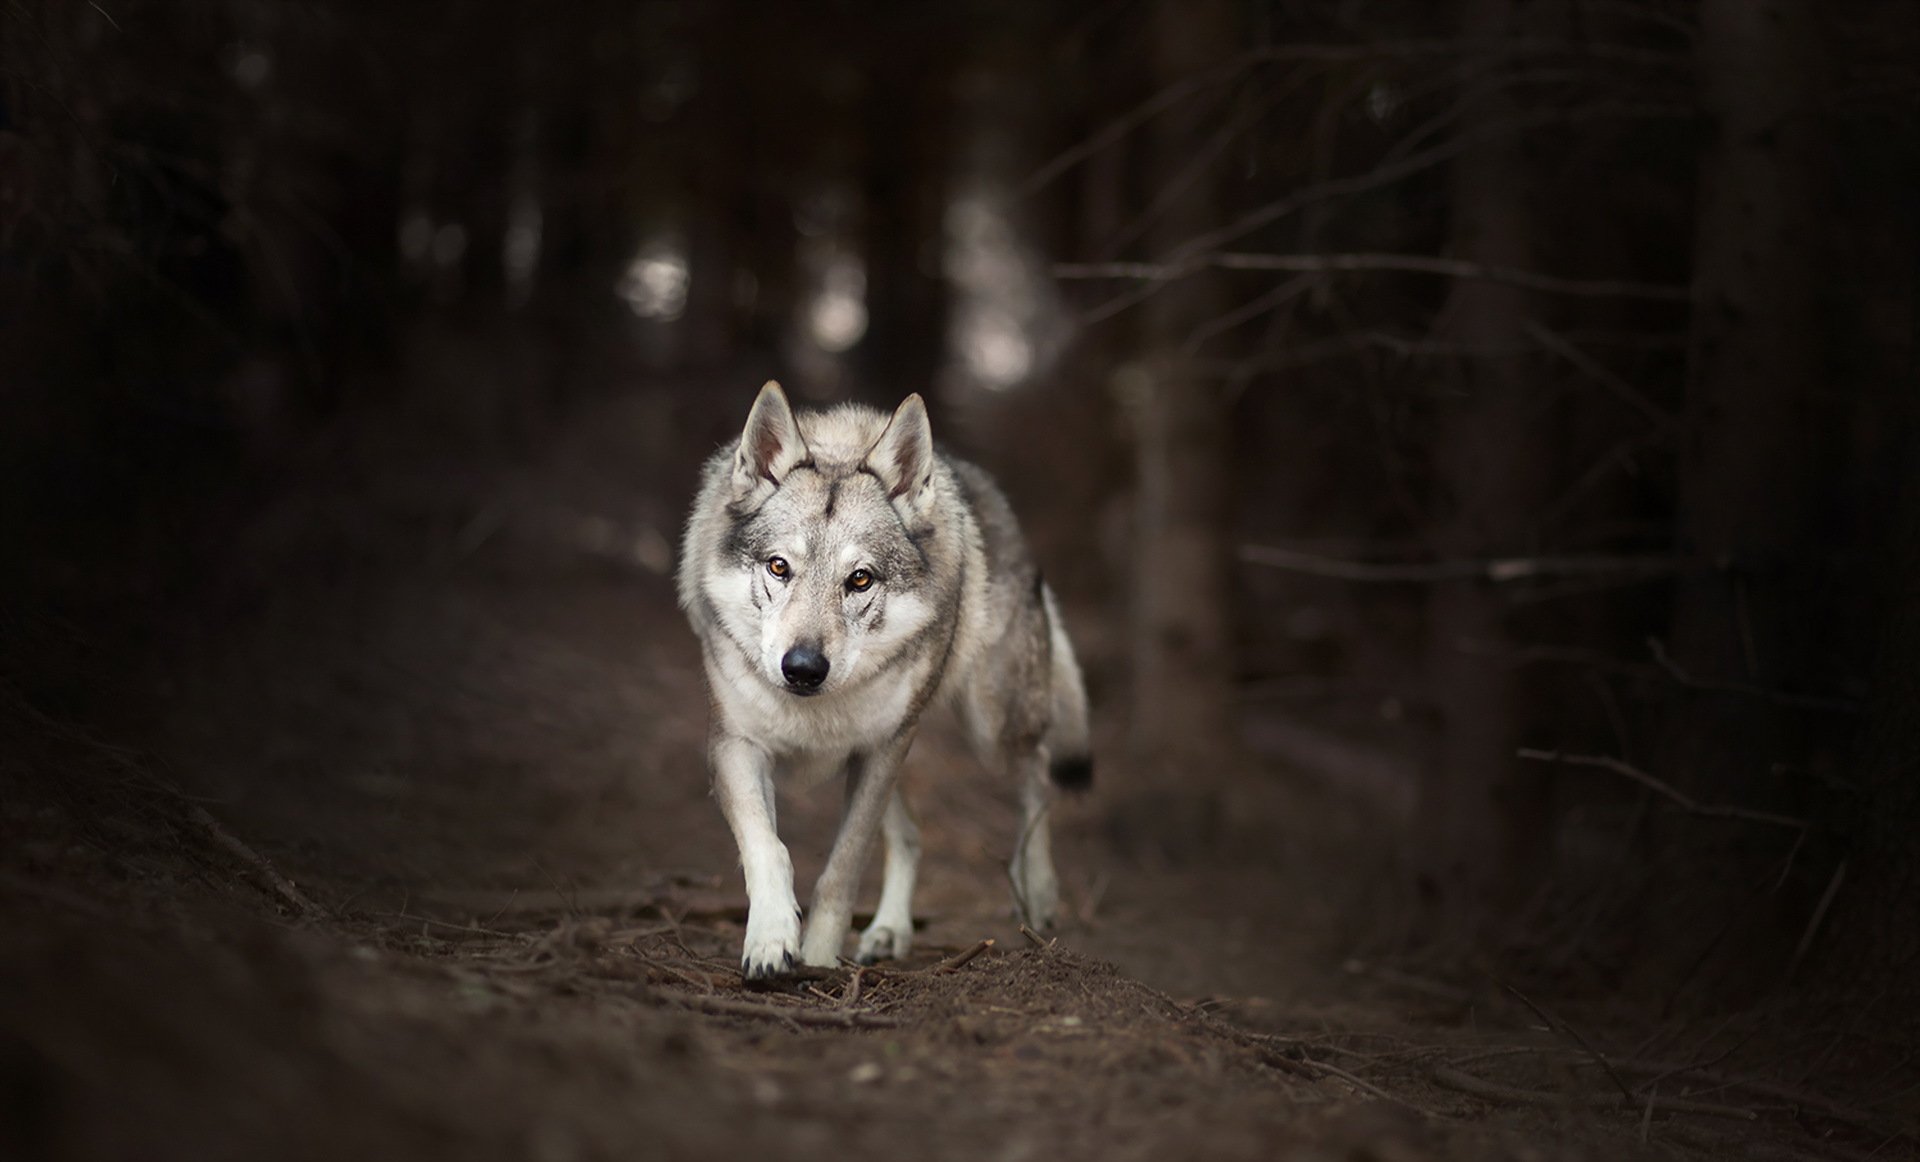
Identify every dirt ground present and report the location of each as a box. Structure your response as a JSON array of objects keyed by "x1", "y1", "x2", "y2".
[{"x1": 2, "y1": 398, "x2": 1911, "y2": 1162}]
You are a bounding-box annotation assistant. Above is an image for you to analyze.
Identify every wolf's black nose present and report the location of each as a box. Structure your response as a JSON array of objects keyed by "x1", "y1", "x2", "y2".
[{"x1": 781, "y1": 646, "x2": 830, "y2": 689}]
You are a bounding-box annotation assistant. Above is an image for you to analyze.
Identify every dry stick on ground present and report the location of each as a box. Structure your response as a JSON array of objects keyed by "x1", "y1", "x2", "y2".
[
  {"x1": 935, "y1": 938, "x2": 997, "y2": 973},
  {"x1": 1206, "y1": 1020, "x2": 1449, "y2": 1117},
  {"x1": 1431, "y1": 1066, "x2": 1758, "y2": 1121},
  {"x1": 6, "y1": 690, "x2": 327, "y2": 920},
  {"x1": 1313, "y1": 1058, "x2": 1449, "y2": 1119},
  {"x1": 1477, "y1": 1049, "x2": 1902, "y2": 1136},
  {"x1": 1504, "y1": 985, "x2": 1635, "y2": 1102},
  {"x1": 1516, "y1": 749, "x2": 1811, "y2": 831},
  {"x1": 668, "y1": 992, "x2": 902, "y2": 1030},
  {"x1": 839, "y1": 965, "x2": 867, "y2": 1007},
  {"x1": 177, "y1": 798, "x2": 327, "y2": 919}
]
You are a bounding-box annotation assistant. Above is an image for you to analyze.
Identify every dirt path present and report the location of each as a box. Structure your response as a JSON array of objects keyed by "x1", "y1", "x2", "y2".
[{"x1": 0, "y1": 407, "x2": 1899, "y2": 1161}]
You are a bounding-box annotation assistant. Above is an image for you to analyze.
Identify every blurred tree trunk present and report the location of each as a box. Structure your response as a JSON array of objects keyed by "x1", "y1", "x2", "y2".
[
  {"x1": 861, "y1": 36, "x2": 951, "y2": 397},
  {"x1": 1127, "y1": 0, "x2": 1240, "y2": 772},
  {"x1": 1817, "y1": 441, "x2": 1920, "y2": 1016},
  {"x1": 1416, "y1": 0, "x2": 1551, "y2": 913},
  {"x1": 1665, "y1": 0, "x2": 1823, "y2": 793},
  {"x1": 1816, "y1": 225, "x2": 1920, "y2": 1016}
]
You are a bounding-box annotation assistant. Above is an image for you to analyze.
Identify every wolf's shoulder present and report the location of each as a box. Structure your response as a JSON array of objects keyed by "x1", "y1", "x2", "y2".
[{"x1": 937, "y1": 452, "x2": 1036, "y2": 590}]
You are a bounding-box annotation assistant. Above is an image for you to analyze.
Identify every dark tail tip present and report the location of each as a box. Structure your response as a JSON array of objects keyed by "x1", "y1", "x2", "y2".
[{"x1": 1049, "y1": 755, "x2": 1094, "y2": 792}]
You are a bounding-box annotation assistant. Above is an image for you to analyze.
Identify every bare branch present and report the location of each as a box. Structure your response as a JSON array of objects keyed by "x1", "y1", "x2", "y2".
[
  {"x1": 1056, "y1": 251, "x2": 1692, "y2": 302},
  {"x1": 1018, "y1": 59, "x2": 1241, "y2": 198},
  {"x1": 1238, "y1": 544, "x2": 1697, "y2": 584},
  {"x1": 1171, "y1": 102, "x2": 1688, "y2": 270},
  {"x1": 1022, "y1": 34, "x2": 1687, "y2": 198},
  {"x1": 1517, "y1": 749, "x2": 1810, "y2": 831},
  {"x1": 1525, "y1": 321, "x2": 1675, "y2": 426},
  {"x1": 1786, "y1": 861, "x2": 1847, "y2": 982},
  {"x1": 1646, "y1": 637, "x2": 1863, "y2": 714}
]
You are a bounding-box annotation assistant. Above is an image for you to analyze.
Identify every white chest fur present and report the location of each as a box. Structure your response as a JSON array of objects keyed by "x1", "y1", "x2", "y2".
[{"x1": 704, "y1": 641, "x2": 922, "y2": 768}]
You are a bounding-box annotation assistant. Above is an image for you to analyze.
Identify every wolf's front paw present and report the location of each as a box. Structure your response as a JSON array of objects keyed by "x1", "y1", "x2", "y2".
[
  {"x1": 855, "y1": 922, "x2": 911, "y2": 965},
  {"x1": 741, "y1": 908, "x2": 802, "y2": 981}
]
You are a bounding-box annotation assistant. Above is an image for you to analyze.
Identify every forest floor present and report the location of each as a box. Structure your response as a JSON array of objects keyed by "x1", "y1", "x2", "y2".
[{"x1": 1, "y1": 395, "x2": 1910, "y2": 1162}]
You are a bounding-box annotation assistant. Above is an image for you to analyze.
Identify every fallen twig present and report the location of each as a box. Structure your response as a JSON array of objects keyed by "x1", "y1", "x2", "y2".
[
  {"x1": 1432, "y1": 1066, "x2": 1757, "y2": 1121},
  {"x1": 1312, "y1": 1057, "x2": 1447, "y2": 1118},
  {"x1": 1504, "y1": 985, "x2": 1635, "y2": 1102},
  {"x1": 936, "y1": 938, "x2": 997, "y2": 973},
  {"x1": 1517, "y1": 749, "x2": 1810, "y2": 831},
  {"x1": 668, "y1": 992, "x2": 901, "y2": 1029},
  {"x1": 370, "y1": 910, "x2": 520, "y2": 940},
  {"x1": 178, "y1": 800, "x2": 326, "y2": 920},
  {"x1": 1604, "y1": 1058, "x2": 1894, "y2": 1133},
  {"x1": 840, "y1": 964, "x2": 867, "y2": 1007}
]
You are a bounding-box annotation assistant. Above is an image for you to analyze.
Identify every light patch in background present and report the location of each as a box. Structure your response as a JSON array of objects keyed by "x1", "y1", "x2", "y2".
[
  {"x1": 399, "y1": 209, "x2": 434, "y2": 267},
  {"x1": 1366, "y1": 82, "x2": 1399, "y2": 125},
  {"x1": 503, "y1": 197, "x2": 542, "y2": 304},
  {"x1": 432, "y1": 223, "x2": 468, "y2": 268},
  {"x1": 617, "y1": 234, "x2": 689, "y2": 321},
  {"x1": 806, "y1": 250, "x2": 868, "y2": 353},
  {"x1": 943, "y1": 191, "x2": 1063, "y2": 392},
  {"x1": 230, "y1": 45, "x2": 272, "y2": 90}
]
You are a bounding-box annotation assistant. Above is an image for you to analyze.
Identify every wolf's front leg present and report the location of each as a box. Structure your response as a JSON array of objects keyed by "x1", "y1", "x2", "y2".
[
  {"x1": 800, "y1": 738, "x2": 911, "y2": 967},
  {"x1": 711, "y1": 736, "x2": 800, "y2": 979}
]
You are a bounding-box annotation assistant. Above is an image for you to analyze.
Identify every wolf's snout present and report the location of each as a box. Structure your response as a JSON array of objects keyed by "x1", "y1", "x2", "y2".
[{"x1": 780, "y1": 645, "x2": 830, "y2": 690}]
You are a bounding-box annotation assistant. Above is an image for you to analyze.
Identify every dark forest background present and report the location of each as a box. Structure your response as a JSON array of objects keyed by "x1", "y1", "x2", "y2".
[{"x1": 4, "y1": 0, "x2": 1919, "y2": 1027}]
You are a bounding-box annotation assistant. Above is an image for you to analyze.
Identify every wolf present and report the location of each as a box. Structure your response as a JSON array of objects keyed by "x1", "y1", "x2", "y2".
[{"x1": 677, "y1": 381, "x2": 1092, "y2": 979}]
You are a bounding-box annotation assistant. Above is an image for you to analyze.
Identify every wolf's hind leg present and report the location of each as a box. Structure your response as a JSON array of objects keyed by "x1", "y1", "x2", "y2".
[
  {"x1": 855, "y1": 788, "x2": 920, "y2": 964},
  {"x1": 711, "y1": 736, "x2": 800, "y2": 980},
  {"x1": 801, "y1": 737, "x2": 910, "y2": 967},
  {"x1": 1009, "y1": 748, "x2": 1060, "y2": 930}
]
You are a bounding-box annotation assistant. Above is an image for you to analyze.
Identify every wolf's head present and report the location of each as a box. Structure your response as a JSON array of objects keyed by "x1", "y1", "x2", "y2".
[{"x1": 709, "y1": 382, "x2": 944, "y2": 698}]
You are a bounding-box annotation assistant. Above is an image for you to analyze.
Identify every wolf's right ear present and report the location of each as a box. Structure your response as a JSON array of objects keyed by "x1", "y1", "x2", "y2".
[{"x1": 731, "y1": 381, "x2": 809, "y2": 501}]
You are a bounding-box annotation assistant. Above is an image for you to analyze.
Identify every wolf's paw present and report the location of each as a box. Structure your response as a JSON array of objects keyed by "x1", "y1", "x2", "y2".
[
  {"x1": 740, "y1": 908, "x2": 802, "y2": 981},
  {"x1": 855, "y1": 922, "x2": 912, "y2": 965}
]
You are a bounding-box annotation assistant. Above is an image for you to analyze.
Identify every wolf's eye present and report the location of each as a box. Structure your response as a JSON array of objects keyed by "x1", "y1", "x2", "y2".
[
  {"x1": 766, "y1": 556, "x2": 790, "y2": 579},
  {"x1": 847, "y1": 569, "x2": 874, "y2": 592}
]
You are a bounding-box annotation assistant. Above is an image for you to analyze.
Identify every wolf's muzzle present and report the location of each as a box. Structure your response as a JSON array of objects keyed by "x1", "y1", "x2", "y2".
[{"x1": 780, "y1": 645, "x2": 830, "y2": 692}]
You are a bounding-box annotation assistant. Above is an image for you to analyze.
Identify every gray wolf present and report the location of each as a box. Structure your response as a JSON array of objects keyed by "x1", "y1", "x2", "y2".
[{"x1": 678, "y1": 382, "x2": 1092, "y2": 979}]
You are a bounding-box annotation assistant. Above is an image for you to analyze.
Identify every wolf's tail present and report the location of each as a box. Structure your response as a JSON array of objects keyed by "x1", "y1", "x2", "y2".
[{"x1": 1040, "y1": 584, "x2": 1094, "y2": 791}]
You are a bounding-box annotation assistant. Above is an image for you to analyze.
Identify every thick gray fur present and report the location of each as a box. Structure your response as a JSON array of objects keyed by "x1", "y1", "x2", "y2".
[{"x1": 678, "y1": 382, "x2": 1092, "y2": 979}]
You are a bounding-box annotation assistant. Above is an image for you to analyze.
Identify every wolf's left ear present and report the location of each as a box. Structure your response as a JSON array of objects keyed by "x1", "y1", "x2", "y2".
[
  {"x1": 863, "y1": 393, "x2": 936, "y2": 517},
  {"x1": 732, "y1": 381, "x2": 809, "y2": 501}
]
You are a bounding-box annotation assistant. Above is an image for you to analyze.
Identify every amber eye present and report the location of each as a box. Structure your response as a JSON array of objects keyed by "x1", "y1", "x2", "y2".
[
  {"x1": 766, "y1": 556, "x2": 790, "y2": 579},
  {"x1": 847, "y1": 569, "x2": 874, "y2": 592}
]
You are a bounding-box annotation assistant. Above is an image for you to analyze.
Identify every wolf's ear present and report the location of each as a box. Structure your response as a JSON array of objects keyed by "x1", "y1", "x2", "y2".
[
  {"x1": 862, "y1": 393, "x2": 936, "y2": 517},
  {"x1": 731, "y1": 381, "x2": 808, "y2": 500}
]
